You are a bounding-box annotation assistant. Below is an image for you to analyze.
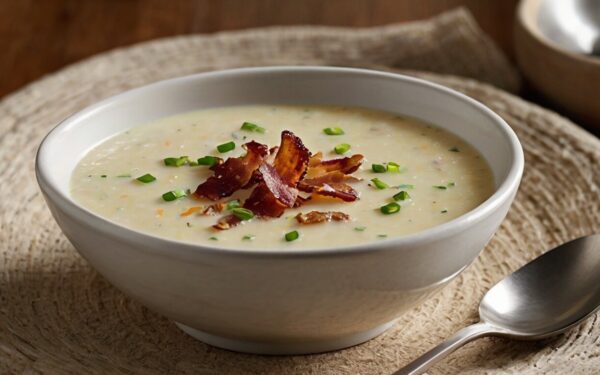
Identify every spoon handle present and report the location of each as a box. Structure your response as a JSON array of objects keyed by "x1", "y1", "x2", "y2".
[{"x1": 392, "y1": 322, "x2": 495, "y2": 375}]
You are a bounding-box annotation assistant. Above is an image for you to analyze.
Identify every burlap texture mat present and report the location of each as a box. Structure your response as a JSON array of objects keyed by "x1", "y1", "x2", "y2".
[{"x1": 0, "y1": 8, "x2": 598, "y2": 374}]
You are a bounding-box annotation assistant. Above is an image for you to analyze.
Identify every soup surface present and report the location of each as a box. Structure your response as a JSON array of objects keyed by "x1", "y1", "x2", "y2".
[{"x1": 71, "y1": 105, "x2": 494, "y2": 250}]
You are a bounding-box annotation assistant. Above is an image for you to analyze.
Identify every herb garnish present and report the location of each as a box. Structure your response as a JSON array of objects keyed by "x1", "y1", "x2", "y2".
[
  {"x1": 164, "y1": 156, "x2": 189, "y2": 167},
  {"x1": 217, "y1": 141, "x2": 236, "y2": 153},
  {"x1": 371, "y1": 178, "x2": 389, "y2": 189},
  {"x1": 433, "y1": 185, "x2": 447, "y2": 190},
  {"x1": 372, "y1": 164, "x2": 386, "y2": 173},
  {"x1": 354, "y1": 226, "x2": 367, "y2": 231},
  {"x1": 241, "y1": 122, "x2": 266, "y2": 133},
  {"x1": 197, "y1": 156, "x2": 220, "y2": 167},
  {"x1": 162, "y1": 189, "x2": 186, "y2": 202},
  {"x1": 380, "y1": 202, "x2": 401, "y2": 215},
  {"x1": 396, "y1": 184, "x2": 415, "y2": 189},
  {"x1": 136, "y1": 173, "x2": 156, "y2": 183},
  {"x1": 231, "y1": 207, "x2": 254, "y2": 221},
  {"x1": 242, "y1": 234, "x2": 256, "y2": 241},
  {"x1": 334, "y1": 143, "x2": 351, "y2": 155},
  {"x1": 226, "y1": 200, "x2": 241, "y2": 210},
  {"x1": 449, "y1": 147, "x2": 460, "y2": 152},
  {"x1": 323, "y1": 127, "x2": 344, "y2": 136},
  {"x1": 393, "y1": 191, "x2": 410, "y2": 201},
  {"x1": 285, "y1": 230, "x2": 300, "y2": 242}
]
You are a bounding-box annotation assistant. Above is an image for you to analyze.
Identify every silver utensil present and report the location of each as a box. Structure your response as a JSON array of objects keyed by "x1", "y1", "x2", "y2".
[
  {"x1": 537, "y1": 0, "x2": 600, "y2": 56},
  {"x1": 395, "y1": 234, "x2": 600, "y2": 375}
]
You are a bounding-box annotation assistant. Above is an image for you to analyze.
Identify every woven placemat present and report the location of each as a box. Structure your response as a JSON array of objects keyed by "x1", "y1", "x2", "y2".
[{"x1": 1, "y1": 8, "x2": 598, "y2": 374}]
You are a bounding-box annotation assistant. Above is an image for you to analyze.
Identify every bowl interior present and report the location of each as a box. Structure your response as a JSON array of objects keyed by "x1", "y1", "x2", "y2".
[{"x1": 38, "y1": 67, "x2": 519, "y2": 206}]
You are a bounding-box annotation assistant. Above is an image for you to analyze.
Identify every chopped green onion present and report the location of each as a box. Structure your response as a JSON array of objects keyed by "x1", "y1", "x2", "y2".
[
  {"x1": 188, "y1": 160, "x2": 199, "y2": 166},
  {"x1": 100, "y1": 175, "x2": 107, "y2": 178},
  {"x1": 377, "y1": 234, "x2": 388, "y2": 238},
  {"x1": 164, "y1": 156, "x2": 188, "y2": 167},
  {"x1": 396, "y1": 184, "x2": 415, "y2": 189},
  {"x1": 242, "y1": 234, "x2": 256, "y2": 241},
  {"x1": 241, "y1": 122, "x2": 266, "y2": 133},
  {"x1": 117, "y1": 174, "x2": 132, "y2": 178},
  {"x1": 209, "y1": 236, "x2": 218, "y2": 241},
  {"x1": 447, "y1": 182, "x2": 456, "y2": 187},
  {"x1": 433, "y1": 185, "x2": 447, "y2": 190},
  {"x1": 285, "y1": 230, "x2": 300, "y2": 242},
  {"x1": 380, "y1": 202, "x2": 401, "y2": 215},
  {"x1": 323, "y1": 127, "x2": 344, "y2": 135},
  {"x1": 441, "y1": 209, "x2": 448, "y2": 213},
  {"x1": 393, "y1": 191, "x2": 410, "y2": 201},
  {"x1": 217, "y1": 141, "x2": 236, "y2": 153},
  {"x1": 136, "y1": 173, "x2": 156, "y2": 183},
  {"x1": 371, "y1": 178, "x2": 389, "y2": 189},
  {"x1": 449, "y1": 147, "x2": 460, "y2": 152},
  {"x1": 354, "y1": 226, "x2": 367, "y2": 232},
  {"x1": 372, "y1": 164, "x2": 386, "y2": 173},
  {"x1": 231, "y1": 207, "x2": 254, "y2": 221},
  {"x1": 387, "y1": 162, "x2": 400, "y2": 173},
  {"x1": 334, "y1": 143, "x2": 351, "y2": 155},
  {"x1": 197, "y1": 156, "x2": 220, "y2": 167},
  {"x1": 226, "y1": 200, "x2": 241, "y2": 210},
  {"x1": 162, "y1": 189, "x2": 186, "y2": 202}
]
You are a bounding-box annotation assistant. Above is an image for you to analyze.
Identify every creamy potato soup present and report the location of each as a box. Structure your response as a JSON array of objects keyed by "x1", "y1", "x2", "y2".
[{"x1": 71, "y1": 105, "x2": 494, "y2": 250}]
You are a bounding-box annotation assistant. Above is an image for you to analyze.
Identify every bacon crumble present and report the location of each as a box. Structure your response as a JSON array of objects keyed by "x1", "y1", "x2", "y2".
[
  {"x1": 295, "y1": 211, "x2": 350, "y2": 225},
  {"x1": 194, "y1": 131, "x2": 363, "y2": 230}
]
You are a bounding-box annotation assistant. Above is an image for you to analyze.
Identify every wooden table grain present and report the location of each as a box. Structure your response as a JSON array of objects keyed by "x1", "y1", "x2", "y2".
[{"x1": 0, "y1": 0, "x2": 518, "y2": 99}]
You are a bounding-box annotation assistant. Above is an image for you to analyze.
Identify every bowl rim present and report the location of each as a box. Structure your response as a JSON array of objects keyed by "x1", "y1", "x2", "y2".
[
  {"x1": 517, "y1": 0, "x2": 600, "y2": 66},
  {"x1": 36, "y1": 66, "x2": 524, "y2": 258}
]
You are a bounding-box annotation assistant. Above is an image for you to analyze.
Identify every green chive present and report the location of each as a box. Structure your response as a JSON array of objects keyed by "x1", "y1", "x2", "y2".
[
  {"x1": 162, "y1": 189, "x2": 186, "y2": 202},
  {"x1": 231, "y1": 207, "x2": 254, "y2": 221},
  {"x1": 285, "y1": 230, "x2": 300, "y2": 242},
  {"x1": 393, "y1": 191, "x2": 410, "y2": 201},
  {"x1": 323, "y1": 127, "x2": 344, "y2": 135},
  {"x1": 441, "y1": 209, "x2": 448, "y2": 213},
  {"x1": 117, "y1": 174, "x2": 132, "y2": 178},
  {"x1": 433, "y1": 185, "x2": 447, "y2": 190},
  {"x1": 334, "y1": 143, "x2": 351, "y2": 155},
  {"x1": 378, "y1": 234, "x2": 388, "y2": 238},
  {"x1": 371, "y1": 178, "x2": 389, "y2": 189},
  {"x1": 242, "y1": 234, "x2": 256, "y2": 241},
  {"x1": 354, "y1": 226, "x2": 367, "y2": 232},
  {"x1": 197, "y1": 156, "x2": 220, "y2": 167},
  {"x1": 447, "y1": 182, "x2": 455, "y2": 187},
  {"x1": 136, "y1": 173, "x2": 156, "y2": 183},
  {"x1": 217, "y1": 141, "x2": 236, "y2": 153},
  {"x1": 380, "y1": 202, "x2": 401, "y2": 215},
  {"x1": 209, "y1": 236, "x2": 218, "y2": 241},
  {"x1": 372, "y1": 164, "x2": 386, "y2": 173},
  {"x1": 387, "y1": 162, "x2": 400, "y2": 173},
  {"x1": 396, "y1": 184, "x2": 415, "y2": 189},
  {"x1": 241, "y1": 122, "x2": 266, "y2": 133},
  {"x1": 449, "y1": 147, "x2": 460, "y2": 152},
  {"x1": 100, "y1": 175, "x2": 107, "y2": 178},
  {"x1": 226, "y1": 200, "x2": 241, "y2": 210},
  {"x1": 164, "y1": 156, "x2": 188, "y2": 167}
]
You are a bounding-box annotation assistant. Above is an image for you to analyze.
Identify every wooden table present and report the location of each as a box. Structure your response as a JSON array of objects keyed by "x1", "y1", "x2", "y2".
[{"x1": 1, "y1": 0, "x2": 518, "y2": 99}]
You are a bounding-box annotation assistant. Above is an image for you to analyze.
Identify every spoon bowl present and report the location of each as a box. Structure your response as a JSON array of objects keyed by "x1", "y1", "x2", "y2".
[
  {"x1": 480, "y1": 235, "x2": 600, "y2": 338},
  {"x1": 396, "y1": 234, "x2": 600, "y2": 374}
]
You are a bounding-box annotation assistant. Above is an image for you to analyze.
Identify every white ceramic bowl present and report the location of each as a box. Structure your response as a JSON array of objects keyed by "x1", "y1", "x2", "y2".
[{"x1": 36, "y1": 67, "x2": 523, "y2": 355}]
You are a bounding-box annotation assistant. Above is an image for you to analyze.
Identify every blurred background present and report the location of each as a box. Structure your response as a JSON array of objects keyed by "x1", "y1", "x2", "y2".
[
  {"x1": 1, "y1": 0, "x2": 598, "y2": 131},
  {"x1": 1, "y1": 0, "x2": 518, "y2": 98}
]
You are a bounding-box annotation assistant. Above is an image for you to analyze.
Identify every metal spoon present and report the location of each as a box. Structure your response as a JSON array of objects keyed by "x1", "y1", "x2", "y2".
[{"x1": 394, "y1": 234, "x2": 600, "y2": 375}]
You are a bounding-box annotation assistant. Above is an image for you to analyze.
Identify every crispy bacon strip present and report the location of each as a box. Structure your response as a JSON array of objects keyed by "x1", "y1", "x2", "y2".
[
  {"x1": 273, "y1": 130, "x2": 310, "y2": 185},
  {"x1": 243, "y1": 164, "x2": 298, "y2": 218},
  {"x1": 194, "y1": 141, "x2": 268, "y2": 200},
  {"x1": 299, "y1": 171, "x2": 360, "y2": 190},
  {"x1": 307, "y1": 182, "x2": 359, "y2": 202},
  {"x1": 306, "y1": 154, "x2": 363, "y2": 177},
  {"x1": 295, "y1": 211, "x2": 350, "y2": 224}
]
